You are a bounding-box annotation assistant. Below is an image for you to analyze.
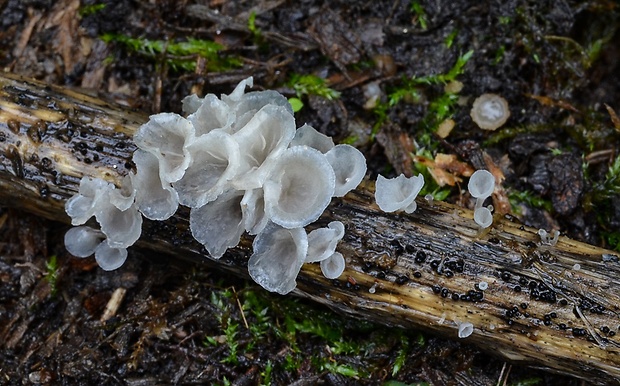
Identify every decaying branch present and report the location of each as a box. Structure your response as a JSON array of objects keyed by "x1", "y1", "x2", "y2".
[{"x1": 1, "y1": 73, "x2": 620, "y2": 384}]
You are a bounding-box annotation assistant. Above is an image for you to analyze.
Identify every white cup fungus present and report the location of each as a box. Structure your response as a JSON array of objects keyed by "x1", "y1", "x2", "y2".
[
  {"x1": 94, "y1": 241, "x2": 129, "y2": 271},
  {"x1": 248, "y1": 222, "x2": 308, "y2": 295},
  {"x1": 468, "y1": 169, "x2": 495, "y2": 201},
  {"x1": 457, "y1": 321, "x2": 474, "y2": 338},
  {"x1": 320, "y1": 252, "x2": 346, "y2": 279},
  {"x1": 133, "y1": 112, "x2": 195, "y2": 184},
  {"x1": 132, "y1": 150, "x2": 179, "y2": 221},
  {"x1": 263, "y1": 146, "x2": 336, "y2": 229},
  {"x1": 174, "y1": 130, "x2": 241, "y2": 209},
  {"x1": 64, "y1": 226, "x2": 105, "y2": 258},
  {"x1": 375, "y1": 173, "x2": 425, "y2": 213},
  {"x1": 470, "y1": 93, "x2": 510, "y2": 131},
  {"x1": 64, "y1": 77, "x2": 371, "y2": 291},
  {"x1": 325, "y1": 144, "x2": 367, "y2": 197},
  {"x1": 305, "y1": 221, "x2": 345, "y2": 263},
  {"x1": 189, "y1": 189, "x2": 245, "y2": 259},
  {"x1": 473, "y1": 207, "x2": 493, "y2": 229},
  {"x1": 290, "y1": 124, "x2": 335, "y2": 153}
]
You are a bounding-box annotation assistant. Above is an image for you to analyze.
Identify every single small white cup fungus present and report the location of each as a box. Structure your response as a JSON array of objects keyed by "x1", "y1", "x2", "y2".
[
  {"x1": 174, "y1": 130, "x2": 241, "y2": 209},
  {"x1": 133, "y1": 112, "x2": 196, "y2": 183},
  {"x1": 248, "y1": 222, "x2": 308, "y2": 295},
  {"x1": 64, "y1": 226, "x2": 104, "y2": 258},
  {"x1": 132, "y1": 150, "x2": 179, "y2": 221},
  {"x1": 468, "y1": 169, "x2": 495, "y2": 201},
  {"x1": 375, "y1": 174, "x2": 424, "y2": 213},
  {"x1": 263, "y1": 146, "x2": 336, "y2": 229},
  {"x1": 457, "y1": 321, "x2": 474, "y2": 338},
  {"x1": 325, "y1": 144, "x2": 367, "y2": 197},
  {"x1": 305, "y1": 221, "x2": 345, "y2": 263},
  {"x1": 473, "y1": 207, "x2": 493, "y2": 228},
  {"x1": 290, "y1": 124, "x2": 335, "y2": 153},
  {"x1": 94, "y1": 241, "x2": 128, "y2": 271},
  {"x1": 189, "y1": 189, "x2": 245, "y2": 259},
  {"x1": 470, "y1": 93, "x2": 510, "y2": 131},
  {"x1": 320, "y1": 252, "x2": 345, "y2": 279}
]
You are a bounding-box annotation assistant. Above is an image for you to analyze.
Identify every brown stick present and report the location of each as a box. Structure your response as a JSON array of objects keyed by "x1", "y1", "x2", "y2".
[{"x1": 1, "y1": 73, "x2": 619, "y2": 384}]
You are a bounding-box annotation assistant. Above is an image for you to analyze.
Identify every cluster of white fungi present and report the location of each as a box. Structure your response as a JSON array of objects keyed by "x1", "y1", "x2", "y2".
[{"x1": 64, "y1": 78, "x2": 495, "y2": 299}]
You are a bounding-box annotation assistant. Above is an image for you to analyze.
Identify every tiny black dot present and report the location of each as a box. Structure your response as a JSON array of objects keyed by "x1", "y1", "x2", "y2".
[
  {"x1": 413, "y1": 271, "x2": 422, "y2": 278},
  {"x1": 432, "y1": 285, "x2": 441, "y2": 294},
  {"x1": 500, "y1": 272, "x2": 511, "y2": 281},
  {"x1": 452, "y1": 293, "x2": 459, "y2": 301},
  {"x1": 513, "y1": 285, "x2": 521, "y2": 292}
]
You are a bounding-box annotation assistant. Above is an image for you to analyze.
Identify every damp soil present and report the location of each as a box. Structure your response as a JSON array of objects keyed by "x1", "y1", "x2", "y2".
[{"x1": 1, "y1": 0, "x2": 620, "y2": 385}]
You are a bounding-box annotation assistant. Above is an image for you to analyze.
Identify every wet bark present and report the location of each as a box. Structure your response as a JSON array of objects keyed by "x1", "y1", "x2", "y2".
[{"x1": 1, "y1": 73, "x2": 619, "y2": 384}]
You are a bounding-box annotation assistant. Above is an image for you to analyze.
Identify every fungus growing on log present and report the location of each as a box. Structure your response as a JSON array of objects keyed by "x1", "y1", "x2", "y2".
[{"x1": 63, "y1": 77, "x2": 365, "y2": 294}]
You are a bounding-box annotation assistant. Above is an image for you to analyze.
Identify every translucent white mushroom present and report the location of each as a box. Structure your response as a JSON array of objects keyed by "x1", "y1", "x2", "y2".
[
  {"x1": 189, "y1": 190, "x2": 245, "y2": 259},
  {"x1": 473, "y1": 207, "x2": 493, "y2": 228},
  {"x1": 64, "y1": 226, "x2": 104, "y2": 258},
  {"x1": 470, "y1": 94, "x2": 510, "y2": 131},
  {"x1": 231, "y1": 104, "x2": 297, "y2": 190},
  {"x1": 133, "y1": 112, "x2": 195, "y2": 183},
  {"x1": 132, "y1": 150, "x2": 179, "y2": 221},
  {"x1": 468, "y1": 169, "x2": 495, "y2": 200},
  {"x1": 457, "y1": 321, "x2": 474, "y2": 338},
  {"x1": 95, "y1": 201, "x2": 143, "y2": 249},
  {"x1": 375, "y1": 174, "x2": 425, "y2": 213},
  {"x1": 174, "y1": 130, "x2": 241, "y2": 208},
  {"x1": 248, "y1": 222, "x2": 308, "y2": 295},
  {"x1": 320, "y1": 252, "x2": 345, "y2": 279},
  {"x1": 186, "y1": 94, "x2": 234, "y2": 136},
  {"x1": 263, "y1": 146, "x2": 336, "y2": 229},
  {"x1": 325, "y1": 144, "x2": 367, "y2": 197},
  {"x1": 306, "y1": 221, "x2": 345, "y2": 263},
  {"x1": 108, "y1": 175, "x2": 136, "y2": 211},
  {"x1": 241, "y1": 188, "x2": 269, "y2": 235},
  {"x1": 65, "y1": 177, "x2": 113, "y2": 225},
  {"x1": 290, "y1": 124, "x2": 335, "y2": 153},
  {"x1": 94, "y1": 241, "x2": 128, "y2": 271}
]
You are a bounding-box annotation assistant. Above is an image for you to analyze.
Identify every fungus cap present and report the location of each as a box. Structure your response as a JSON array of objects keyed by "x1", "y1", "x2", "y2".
[
  {"x1": 189, "y1": 189, "x2": 245, "y2": 259},
  {"x1": 457, "y1": 321, "x2": 474, "y2": 338},
  {"x1": 94, "y1": 241, "x2": 128, "y2": 271},
  {"x1": 132, "y1": 150, "x2": 179, "y2": 221},
  {"x1": 95, "y1": 201, "x2": 143, "y2": 249},
  {"x1": 470, "y1": 94, "x2": 510, "y2": 131},
  {"x1": 468, "y1": 169, "x2": 494, "y2": 199},
  {"x1": 231, "y1": 104, "x2": 297, "y2": 190},
  {"x1": 65, "y1": 177, "x2": 113, "y2": 225},
  {"x1": 473, "y1": 207, "x2": 493, "y2": 228},
  {"x1": 290, "y1": 124, "x2": 335, "y2": 153},
  {"x1": 325, "y1": 144, "x2": 367, "y2": 197},
  {"x1": 174, "y1": 130, "x2": 241, "y2": 208},
  {"x1": 320, "y1": 252, "x2": 345, "y2": 279},
  {"x1": 375, "y1": 174, "x2": 424, "y2": 213},
  {"x1": 264, "y1": 146, "x2": 336, "y2": 229},
  {"x1": 241, "y1": 188, "x2": 268, "y2": 235},
  {"x1": 133, "y1": 112, "x2": 195, "y2": 183},
  {"x1": 248, "y1": 222, "x2": 308, "y2": 295},
  {"x1": 305, "y1": 221, "x2": 345, "y2": 263},
  {"x1": 186, "y1": 94, "x2": 234, "y2": 136},
  {"x1": 64, "y1": 226, "x2": 104, "y2": 258}
]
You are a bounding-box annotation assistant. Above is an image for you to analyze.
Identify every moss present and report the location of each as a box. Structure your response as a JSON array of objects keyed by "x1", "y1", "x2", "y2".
[{"x1": 101, "y1": 34, "x2": 242, "y2": 72}]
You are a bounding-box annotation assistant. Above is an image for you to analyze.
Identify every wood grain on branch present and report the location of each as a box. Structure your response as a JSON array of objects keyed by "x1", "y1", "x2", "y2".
[{"x1": 1, "y1": 73, "x2": 619, "y2": 384}]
